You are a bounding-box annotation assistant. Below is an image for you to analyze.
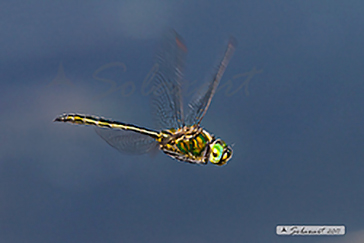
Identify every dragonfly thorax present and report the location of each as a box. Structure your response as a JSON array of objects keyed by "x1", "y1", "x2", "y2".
[
  {"x1": 157, "y1": 125, "x2": 211, "y2": 165},
  {"x1": 157, "y1": 125, "x2": 232, "y2": 166}
]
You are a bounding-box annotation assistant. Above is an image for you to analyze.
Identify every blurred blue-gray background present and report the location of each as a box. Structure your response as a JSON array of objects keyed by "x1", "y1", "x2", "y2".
[{"x1": 1, "y1": 1, "x2": 363, "y2": 243}]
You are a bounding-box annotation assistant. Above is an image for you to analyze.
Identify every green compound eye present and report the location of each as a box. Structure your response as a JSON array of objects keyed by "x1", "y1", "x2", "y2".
[{"x1": 209, "y1": 143, "x2": 224, "y2": 164}]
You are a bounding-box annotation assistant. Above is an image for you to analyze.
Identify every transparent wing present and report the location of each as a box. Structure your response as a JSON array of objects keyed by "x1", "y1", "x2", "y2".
[
  {"x1": 185, "y1": 37, "x2": 236, "y2": 126},
  {"x1": 150, "y1": 30, "x2": 187, "y2": 129},
  {"x1": 95, "y1": 128, "x2": 158, "y2": 155}
]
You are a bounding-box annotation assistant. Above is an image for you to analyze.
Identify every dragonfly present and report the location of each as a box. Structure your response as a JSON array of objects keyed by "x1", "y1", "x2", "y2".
[{"x1": 55, "y1": 30, "x2": 236, "y2": 166}]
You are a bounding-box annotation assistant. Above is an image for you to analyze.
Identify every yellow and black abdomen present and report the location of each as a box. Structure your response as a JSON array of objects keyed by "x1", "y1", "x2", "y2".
[{"x1": 54, "y1": 113, "x2": 160, "y2": 139}]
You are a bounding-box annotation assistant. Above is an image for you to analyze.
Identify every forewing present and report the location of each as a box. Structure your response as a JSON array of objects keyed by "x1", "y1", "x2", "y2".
[
  {"x1": 150, "y1": 30, "x2": 187, "y2": 129},
  {"x1": 185, "y1": 37, "x2": 236, "y2": 125},
  {"x1": 95, "y1": 128, "x2": 158, "y2": 155}
]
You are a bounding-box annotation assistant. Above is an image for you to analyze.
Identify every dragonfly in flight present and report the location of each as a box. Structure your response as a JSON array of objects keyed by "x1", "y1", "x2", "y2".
[{"x1": 55, "y1": 30, "x2": 236, "y2": 166}]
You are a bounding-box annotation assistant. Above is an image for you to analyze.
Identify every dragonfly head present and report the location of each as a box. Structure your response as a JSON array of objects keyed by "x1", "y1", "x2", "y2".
[{"x1": 208, "y1": 139, "x2": 233, "y2": 166}]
